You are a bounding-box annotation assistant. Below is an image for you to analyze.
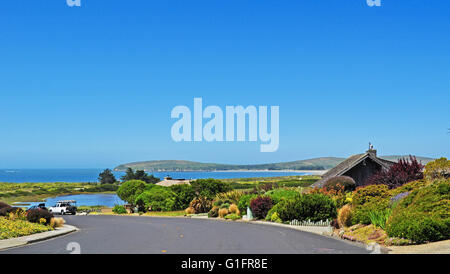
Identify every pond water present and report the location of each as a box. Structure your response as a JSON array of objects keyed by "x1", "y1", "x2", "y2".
[{"x1": 21, "y1": 194, "x2": 125, "y2": 208}]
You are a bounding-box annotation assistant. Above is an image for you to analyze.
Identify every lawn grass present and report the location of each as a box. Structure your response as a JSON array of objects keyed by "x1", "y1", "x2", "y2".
[{"x1": 222, "y1": 175, "x2": 320, "y2": 190}]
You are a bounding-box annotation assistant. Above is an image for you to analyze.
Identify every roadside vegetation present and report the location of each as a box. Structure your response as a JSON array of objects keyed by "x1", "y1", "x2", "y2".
[
  {"x1": 0, "y1": 202, "x2": 65, "y2": 240},
  {"x1": 332, "y1": 157, "x2": 449, "y2": 246}
]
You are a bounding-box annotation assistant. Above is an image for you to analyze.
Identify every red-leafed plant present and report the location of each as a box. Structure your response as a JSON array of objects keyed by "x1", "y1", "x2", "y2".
[
  {"x1": 250, "y1": 196, "x2": 274, "y2": 219},
  {"x1": 364, "y1": 156, "x2": 424, "y2": 189}
]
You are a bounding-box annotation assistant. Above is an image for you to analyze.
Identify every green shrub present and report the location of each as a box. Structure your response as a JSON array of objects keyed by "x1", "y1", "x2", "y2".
[
  {"x1": 270, "y1": 212, "x2": 282, "y2": 223},
  {"x1": 389, "y1": 180, "x2": 427, "y2": 197},
  {"x1": 219, "y1": 203, "x2": 230, "y2": 209},
  {"x1": 170, "y1": 184, "x2": 196, "y2": 210},
  {"x1": 135, "y1": 186, "x2": 177, "y2": 212},
  {"x1": 368, "y1": 208, "x2": 392, "y2": 230},
  {"x1": 352, "y1": 197, "x2": 390, "y2": 225},
  {"x1": 386, "y1": 179, "x2": 450, "y2": 244},
  {"x1": 269, "y1": 193, "x2": 337, "y2": 222},
  {"x1": 112, "y1": 205, "x2": 128, "y2": 214},
  {"x1": 266, "y1": 188, "x2": 301, "y2": 205},
  {"x1": 224, "y1": 213, "x2": 241, "y2": 221},
  {"x1": 237, "y1": 194, "x2": 258, "y2": 213}
]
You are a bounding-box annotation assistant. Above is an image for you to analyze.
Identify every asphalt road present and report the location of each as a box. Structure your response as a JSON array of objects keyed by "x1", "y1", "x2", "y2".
[{"x1": 1, "y1": 215, "x2": 369, "y2": 254}]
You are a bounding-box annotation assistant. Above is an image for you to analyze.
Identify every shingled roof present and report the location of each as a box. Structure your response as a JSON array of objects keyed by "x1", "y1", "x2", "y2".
[{"x1": 312, "y1": 149, "x2": 395, "y2": 188}]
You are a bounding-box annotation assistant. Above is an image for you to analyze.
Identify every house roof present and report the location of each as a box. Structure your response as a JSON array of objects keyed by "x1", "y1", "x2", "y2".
[
  {"x1": 156, "y1": 179, "x2": 191, "y2": 187},
  {"x1": 312, "y1": 151, "x2": 395, "y2": 188}
]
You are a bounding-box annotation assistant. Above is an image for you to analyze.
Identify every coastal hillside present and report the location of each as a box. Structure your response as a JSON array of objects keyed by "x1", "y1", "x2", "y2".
[
  {"x1": 379, "y1": 155, "x2": 435, "y2": 165},
  {"x1": 114, "y1": 158, "x2": 344, "y2": 171},
  {"x1": 114, "y1": 155, "x2": 435, "y2": 172}
]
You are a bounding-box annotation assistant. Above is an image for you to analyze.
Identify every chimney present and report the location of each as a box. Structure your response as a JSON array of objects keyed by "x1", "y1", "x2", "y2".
[
  {"x1": 367, "y1": 142, "x2": 377, "y2": 156},
  {"x1": 367, "y1": 149, "x2": 377, "y2": 156}
]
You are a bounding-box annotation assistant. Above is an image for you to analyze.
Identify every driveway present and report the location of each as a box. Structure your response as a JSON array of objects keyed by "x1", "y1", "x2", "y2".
[{"x1": 0, "y1": 215, "x2": 369, "y2": 254}]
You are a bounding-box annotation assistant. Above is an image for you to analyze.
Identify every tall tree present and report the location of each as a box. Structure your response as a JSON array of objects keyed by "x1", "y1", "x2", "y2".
[
  {"x1": 120, "y1": 168, "x2": 160, "y2": 184},
  {"x1": 120, "y1": 168, "x2": 136, "y2": 182},
  {"x1": 98, "y1": 169, "x2": 117, "y2": 185}
]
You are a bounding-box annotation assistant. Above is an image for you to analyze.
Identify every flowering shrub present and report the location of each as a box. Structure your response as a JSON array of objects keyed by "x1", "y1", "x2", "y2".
[
  {"x1": 250, "y1": 196, "x2": 274, "y2": 220},
  {"x1": 309, "y1": 187, "x2": 347, "y2": 208},
  {"x1": 352, "y1": 184, "x2": 390, "y2": 206},
  {"x1": 0, "y1": 217, "x2": 53, "y2": 240},
  {"x1": 323, "y1": 176, "x2": 356, "y2": 192},
  {"x1": 364, "y1": 156, "x2": 424, "y2": 189}
]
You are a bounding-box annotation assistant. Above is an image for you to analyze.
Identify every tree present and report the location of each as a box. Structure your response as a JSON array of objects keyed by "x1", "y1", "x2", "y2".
[
  {"x1": 120, "y1": 168, "x2": 136, "y2": 182},
  {"x1": 364, "y1": 156, "x2": 424, "y2": 189},
  {"x1": 190, "y1": 179, "x2": 232, "y2": 199},
  {"x1": 120, "y1": 168, "x2": 160, "y2": 184},
  {"x1": 98, "y1": 169, "x2": 117, "y2": 185},
  {"x1": 116, "y1": 180, "x2": 147, "y2": 206}
]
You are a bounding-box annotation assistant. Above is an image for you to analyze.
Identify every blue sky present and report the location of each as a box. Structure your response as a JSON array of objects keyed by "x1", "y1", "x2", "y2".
[{"x1": 0, "y1": 0, "x2": 449, "y2": 168}]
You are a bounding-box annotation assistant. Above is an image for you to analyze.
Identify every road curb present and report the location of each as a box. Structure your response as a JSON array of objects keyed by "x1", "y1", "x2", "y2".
[
  {"x1": 245, "y1": 220, "x2": 391, "y2": 254},
  {"x1": 0, "y1": 225, "x2": 78, "y2": 251}
]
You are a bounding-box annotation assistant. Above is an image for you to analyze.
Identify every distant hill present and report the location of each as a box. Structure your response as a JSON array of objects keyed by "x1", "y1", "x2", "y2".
[
  {"x1": 379, "y1": 155, "x2": 435, "y2": 165},
  {"x1": 114, "y1": 155, "x2": 435, "y2": 172},
  {"x1": 114, "y1": 158, "x2": 344, "y2": 172}
]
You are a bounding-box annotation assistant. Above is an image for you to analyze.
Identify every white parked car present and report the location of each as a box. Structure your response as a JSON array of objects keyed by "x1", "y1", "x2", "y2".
[{"x1": 48, "y1": 200, "x2": 77, "y2": 215}]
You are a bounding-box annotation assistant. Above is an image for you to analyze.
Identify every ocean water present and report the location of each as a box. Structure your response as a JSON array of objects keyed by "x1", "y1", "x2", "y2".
[
  {"x1": 3, "y1": 169, "x2": 306, "y2": 207},
  {"x1": 0, "y1": 169, "x2": 306, "y2": 183}
]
